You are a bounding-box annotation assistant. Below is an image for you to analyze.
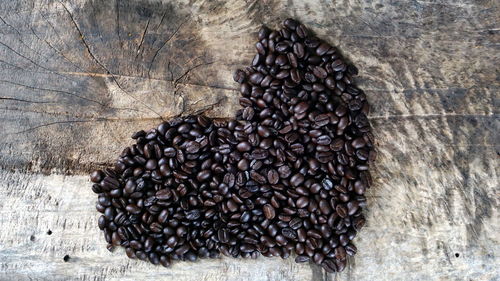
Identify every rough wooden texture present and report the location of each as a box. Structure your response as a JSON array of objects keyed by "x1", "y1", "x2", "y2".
[{"x1": 0, "y1": 0, "x2": 498, "y2": 280}]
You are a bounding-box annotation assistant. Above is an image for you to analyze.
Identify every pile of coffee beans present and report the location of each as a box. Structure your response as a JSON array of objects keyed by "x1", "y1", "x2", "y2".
[{"x1": 90, "y1": 18, "x2": 374, "y2": 273}]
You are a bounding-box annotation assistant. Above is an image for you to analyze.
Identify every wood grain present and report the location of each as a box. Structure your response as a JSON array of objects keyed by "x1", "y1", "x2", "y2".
[{"x1": 0, "y1": 0, "x2": 498, "y2": 280}]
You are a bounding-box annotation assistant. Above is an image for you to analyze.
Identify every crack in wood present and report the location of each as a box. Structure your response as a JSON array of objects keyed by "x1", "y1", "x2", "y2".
[
  {"x1": 0, "y1": 14, "x2": 53, "y2": 61},
  {"x1": 115, "y1": 0, "x2": 122, "y2": 48},
  {"x1": 369, "y1": 113, "x2": 494, "y2": 120},
  {"x1": 0, "y1": 79, "x2": 144, "y2": 113},
  {"x1": 39, "y1": 9, "x2": 73, "y2": 51},
  {"x1": 0, "y1": 40, "x2": 56, "y2": 74},
  {"x1": 13, "y1": 119, "x2": 104, "y2": 134},
  {"x1": 0, "y1": 58, "x2": 25, "y2": 70},
  {"x1": 156, "y1": 9, "x2": 168, "y2": 31},
  {"x1": 27, "y1": 25, "x2": 87, "y2": 75},
  {"x1": 58, "y1": 1, "x2": 111, "y2": 74},
  {"x1": 135, "y1": 18, "x2": 150, "y2": 60},
  {"x1": 0, "y1": 97, "x2": 51, "y2": 104},
  {"x1": 174, "y1": 61, "x2": 215, "y2": 86},
  {"x1": 2, "y1": 106, "x2": 137, "y2": 122},
  {"x1": 0, "y1": 13, "x2": 101, "y2": 89},
  {"x1": 58, "y1": 1, "x2": 165, "y2": 121},
  {"x1": 0, "y1": 104, "x2": 146, "y2": 119},
  {"x1": 147, "y1": 19, "x2": 187, "y2": 78},
  {"x1": 189, "y1": 97, "x2": 225, "y2": 116},
  {"x1": 10, "y1": 115, "x2": 171, "y2": 135},
  {"x1": 0, "y1": 79, "x2": 109, "y2": 107}
]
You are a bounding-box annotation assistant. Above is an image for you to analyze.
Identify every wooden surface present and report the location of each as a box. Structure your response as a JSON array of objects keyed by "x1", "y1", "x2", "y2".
[{"x1": 0, "y1": 0, "x2": 498, "y2": 280}]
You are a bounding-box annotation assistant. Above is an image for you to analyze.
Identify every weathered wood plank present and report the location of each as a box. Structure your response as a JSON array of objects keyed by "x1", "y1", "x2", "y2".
[{"x1": 0, "y1": 0, "x2": 498, "y2": 280}]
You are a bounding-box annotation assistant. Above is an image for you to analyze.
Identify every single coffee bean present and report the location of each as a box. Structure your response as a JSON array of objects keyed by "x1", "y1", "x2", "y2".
[
  {"x1": 313, "y1": 66, "x2": 328, "y2": 79},
  {"x1": 267, "y1": 169, "x2": 279, "y2": 185},
  {"x1": 282, "y1": 228, "x2": 297, "y2": 240},
  {"x1": 336, "y1": 204, "x2": 348, "y2": 218},
  {"x1": 295, "y1": 255, "x2": 310, "y2": 263},
  {"x1": 296, "y1": 196, "x2": 309, "y2": 209},
  {"x1": 322, "y1": 259, "x2": 337, "y2": 273},
  {"x1": 316, "y1": 43, "x2": 330, "y2": 56},
  {"x1": 294, "y1": 102, "x2": 309, "y2": 114},
  {"x1": 263, "y1": 204, "x2": 276, "y2": 220},
  {"x1": 283, "y1": 18, "x2": 299, "y2": 30},
  {"x1": 90, "y1": 170, "x2": 104, "y2": 183},
  {"x1": 249, "y1": 73, "x2": 264, "y2": 85},
  {"x1": 290, "y1": 173, "x2": 305, "y2": 187}
]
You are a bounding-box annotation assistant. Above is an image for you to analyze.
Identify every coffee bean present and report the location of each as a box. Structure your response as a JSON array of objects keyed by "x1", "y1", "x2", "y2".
[
  {"x1": 317, "y1": 135, "x2": 331, "y2": 145},
  {"x1": 145, "y1": 159, "x2": 157, "y2": 170},
  {"x1": 294, "y1": 102, "x2": 309, "y2": 114},
  {"x1": 90, "y1": 170, "x2": 104, "y2": 183},
  {"x1": 345, "y1": 243, "x2": 357, "y2": 256},
  {"x1": 313, "y1": 114, "x2": 328, "y2": 127},
  {"x1": 351, "y1": 137, "x2": 366, "y2": 149},
  {"x1": 196, "y1": 169, "x2": 211, "y2": 182},
  {"x1": 324, "y1": 76, "x2": 336, "y2": 89},
  {"x1": 283, "y1": 18, "x2": 299, "y2": 30},
  {"x1": 347, "y1": 201, "x2": 359, "y2": 215},
  {"x1": 258, "y1": 26, "x2": 270, "y2": 40},
  {"x1": 316, "y1": 43, "x2": 330, "y2": 56},
  {"x1": 278, "y1": 165, "x2": 292, "y2": 178},
  {"x1": 267, "y1": 169, "x2": 279, "y2": 185},
  {"x1": 288, "y1": 52, "x2": 298, "y2": 68},
  {"x1": 330, "y1": 138, "x2": 344, "y2": 152},
  {"x1": 313, "y1": 252, "x2": 325, "y2": 264},
  {"x1": 336, "y1": 204, "x2": 348, "y2": 218},
  {"x1": 255, "y1": 42, "x2": 266, "y2": 55},
  {"x1": 282, "y1": 228, "x2": 297, "y2": 239},
  {"x1": 263, "y1": 204, "x2": 276, "y2": 220},
  {"x1": 275, "y1": 42, "x2": 289, "y2": 53},
  {"x1": 252, "y1": 149, "x2": 269, "y2": 160},
  {"x1": 288, "y1": 69, "x2": 300, "y2": 84},
  {"x1": 354, "y1": 180, "x2": 366, "y2": 195},
  {"x1": 238, "y1": 159, "x2": 250, "y2": 171},
  {"x1": 296, "y1": 196, "x2": 309, "y2": 209},
  {"x1": 125, "y1": 204, "x2": 141, "y2": 215},
  {"x1": 252, "y1": 53, "x2": 263, "y2": 67},
  {"x1": 295, "y1": 255, "x2": 310, "y2": 263},
  {"x1": 185, "y1": 141, "x2": 201, "y2": 154},
  {"x1": 334, "y1": 246, "x2": 347, "y2": 260},
  {"x1": 185, "y1": 209, "x2": 201, "y2": 220},
  {"x1": 289, "y1": 218, "x2": 303, "y2": 230},
  {"x1": 353, "y1": 216, "x2": 366, "y2": 230},
  {"x1": 290, "y1": 173, "x2": 305, "y2": 187},
  {"x1": 233, "y1": 69, "x2": 246, "y2": 83},
  {"x1": 322, "y1": 259, "x2": 337, "y2": 273},
  {"x1": 313, "y1": 66, "x2": 328, "y2": 79},
  {"x1": 249, "y1": 73, "x2": 264, "y2": 85}
]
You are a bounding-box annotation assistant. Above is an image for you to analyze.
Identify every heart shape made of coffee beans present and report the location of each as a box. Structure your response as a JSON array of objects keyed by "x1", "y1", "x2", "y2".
[{"x1": 90, "y1": 18, "x2": 375, "y2": 273}]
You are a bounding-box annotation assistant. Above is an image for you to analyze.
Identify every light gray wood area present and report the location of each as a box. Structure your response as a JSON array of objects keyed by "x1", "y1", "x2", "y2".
[{"x1": 0, "y1": 0, "x2": 498, "y2": 280}]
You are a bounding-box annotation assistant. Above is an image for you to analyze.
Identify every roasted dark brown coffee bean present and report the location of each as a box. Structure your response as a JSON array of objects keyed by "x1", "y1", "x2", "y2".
[
  {"x1": 290, "y1": 173, "x2": 305, "y2": 187},
  {"x1": 282, "y1": 228, "x2": 297, "y2": 240},
  {"x1": 296, "y1": 196, "x2": 309, "y2": 209},
  {"x1": 322, "y1": 259, "x2": 337, "y2": 273},
  {"x1": 283, "y1": 18, "x2": 299, "y2": 30},
  {"x1": 263, "y1": 204, "x2": 276, "y2": 220},
  {"x1": 233, "y1": 69, "x2": 246, "y2": 83},
  {"x1": 267, "y1": 169, "x2": 279, "y2": 185},
  {"x1": 295, "y1": 255, "x2": 310, "y2": 263},
  {"x1": 294, "y1": 102, "x2": 309, "y2": 114}
]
